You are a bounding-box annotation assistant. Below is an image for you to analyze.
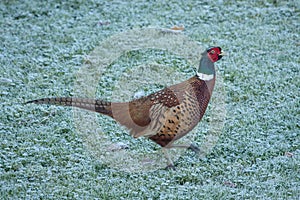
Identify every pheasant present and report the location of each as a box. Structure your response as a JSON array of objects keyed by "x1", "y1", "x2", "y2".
[{"x1": 27, "y1": 46, "x2": 223, "y2": 169}]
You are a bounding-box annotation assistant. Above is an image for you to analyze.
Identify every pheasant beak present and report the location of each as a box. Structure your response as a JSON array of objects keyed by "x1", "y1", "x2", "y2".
[
  {"x1": 219, "y1": 51, "x2": 226, "y2": 56},
  {"x1": 218, "y1": 51, "x2": 225, "y2": 60}
]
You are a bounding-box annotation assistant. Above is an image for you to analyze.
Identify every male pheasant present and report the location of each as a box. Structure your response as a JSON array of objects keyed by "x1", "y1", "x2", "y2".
[{"x1": 27, "y1": 47, "x2": 223, "y2": 168}]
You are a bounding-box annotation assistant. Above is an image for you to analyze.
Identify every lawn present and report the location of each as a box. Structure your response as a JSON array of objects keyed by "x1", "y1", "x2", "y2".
[{"x1": 1, "y1": 0, "x2": 299, "y2": 199}]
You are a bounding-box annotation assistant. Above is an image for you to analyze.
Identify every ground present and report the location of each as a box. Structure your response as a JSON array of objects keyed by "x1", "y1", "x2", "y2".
[{"x1": 0, "y1": 0, "x2": 299, "y2": 199}]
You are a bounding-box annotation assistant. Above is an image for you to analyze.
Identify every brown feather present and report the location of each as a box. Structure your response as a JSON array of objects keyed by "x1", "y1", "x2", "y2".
[{"x1": 27, "y1": 75, "x2": 214, "y2": 147}]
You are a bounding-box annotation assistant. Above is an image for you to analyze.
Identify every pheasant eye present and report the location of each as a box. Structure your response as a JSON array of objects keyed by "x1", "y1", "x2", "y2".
[{"x1": 210, "y1": 50, "x2": 215, "y2": 54}]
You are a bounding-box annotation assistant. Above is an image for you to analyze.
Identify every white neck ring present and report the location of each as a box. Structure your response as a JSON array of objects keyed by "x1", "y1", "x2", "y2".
[{"x1": 196, "y1": 72, "x2": 214, "y2": 81}]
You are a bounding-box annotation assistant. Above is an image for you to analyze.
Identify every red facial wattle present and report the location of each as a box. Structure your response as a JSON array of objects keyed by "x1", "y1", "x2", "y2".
[{"x1": 207, "y1": 47, "x2": 223, "y2": 62}]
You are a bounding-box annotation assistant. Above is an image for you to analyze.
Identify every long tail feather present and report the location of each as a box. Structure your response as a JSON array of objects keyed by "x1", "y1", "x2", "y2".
[{"x1": 26, "y1": 97, "x2": 113, "y2": 117}]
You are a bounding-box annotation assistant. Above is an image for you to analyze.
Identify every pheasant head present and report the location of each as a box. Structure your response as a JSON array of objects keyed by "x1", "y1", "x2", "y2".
[{"x1": 197, "y1": 47, "x2": 224, "y2": 80}]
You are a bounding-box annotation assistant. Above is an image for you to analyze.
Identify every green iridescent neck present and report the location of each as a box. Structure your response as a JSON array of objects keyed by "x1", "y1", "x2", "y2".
[{"x1": 197, "y1": 55, "x2": 215, "y2": 75}]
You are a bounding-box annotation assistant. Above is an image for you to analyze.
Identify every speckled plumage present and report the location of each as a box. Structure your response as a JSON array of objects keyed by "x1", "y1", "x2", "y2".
[{"x1": 148, "y1": 76, "x2": 214, "y2": 147}]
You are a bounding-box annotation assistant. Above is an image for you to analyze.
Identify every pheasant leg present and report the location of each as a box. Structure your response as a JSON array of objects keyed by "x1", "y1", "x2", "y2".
[
  {"x1": 167, "y1": 143, "x2": 200, "y2": 154},
  {"x1": 162, "y1": 148, "x2": 175, "y2": 170}
]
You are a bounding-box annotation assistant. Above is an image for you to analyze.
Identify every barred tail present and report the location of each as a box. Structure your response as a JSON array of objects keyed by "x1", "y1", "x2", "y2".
[{"x1": 26, "y1": 97, "x2": 113, "y2": 117}]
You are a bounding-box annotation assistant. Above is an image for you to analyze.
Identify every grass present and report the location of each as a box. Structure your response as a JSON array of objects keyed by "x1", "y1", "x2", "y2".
[{"x1": 1, "y1": 0, "x2": 299, "y2": 199}]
